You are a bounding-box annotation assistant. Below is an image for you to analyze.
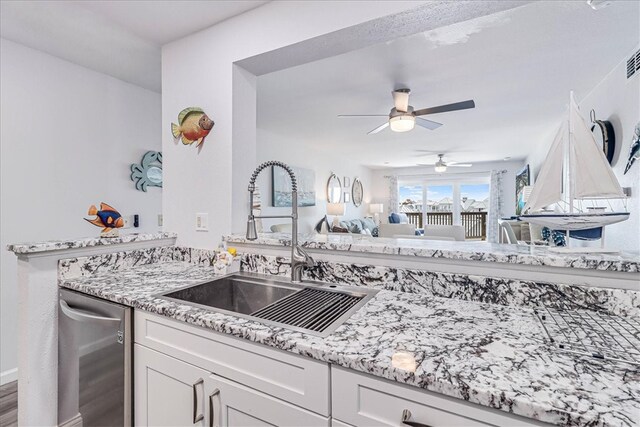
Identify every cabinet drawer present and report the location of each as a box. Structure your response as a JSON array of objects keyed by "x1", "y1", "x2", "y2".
[
  {"x1": 210, "y1": 374, "x2": 329, "y2": 427},
  {"x1": 135, "y1": 311, "x2": 330, "y2": 415},
  {"x1": 332, "y1": 367, "x2": 549, "y2": 427}
]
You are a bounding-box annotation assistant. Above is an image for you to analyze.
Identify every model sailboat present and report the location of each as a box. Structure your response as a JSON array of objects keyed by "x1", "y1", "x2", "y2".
[{"x1": 519, "y1": 92, "x2": 629, "y2": 249}]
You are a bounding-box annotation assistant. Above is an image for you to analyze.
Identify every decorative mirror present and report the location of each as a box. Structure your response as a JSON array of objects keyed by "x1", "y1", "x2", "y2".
[
  {"x1": 352, "y1": 178, "x2": 363, "y2": 207},
  {"x1": 130, "y1": 151, "x2": 163, "y2": 192},
  {"x1": 590, "y1": 109, "x2": 616, "y2": 165},
  {"x1": 327, "y1": 173, "x2": 342, "y2": 203}
]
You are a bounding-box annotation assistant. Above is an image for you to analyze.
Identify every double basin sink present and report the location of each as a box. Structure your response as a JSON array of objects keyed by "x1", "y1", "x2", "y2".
[{"x1": 158, "y1": 273, "x2": 378, "y2": 337}]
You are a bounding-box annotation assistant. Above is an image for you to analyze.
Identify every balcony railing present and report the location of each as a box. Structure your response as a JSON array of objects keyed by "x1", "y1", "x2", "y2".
[{"x1": 405, "y1": 211, "x2": 487, "y2": 240}]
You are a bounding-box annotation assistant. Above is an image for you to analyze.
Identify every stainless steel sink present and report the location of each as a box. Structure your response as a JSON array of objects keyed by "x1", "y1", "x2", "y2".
[{"x1": 158, "y1": 273, "x2": 378, "y2": 337}]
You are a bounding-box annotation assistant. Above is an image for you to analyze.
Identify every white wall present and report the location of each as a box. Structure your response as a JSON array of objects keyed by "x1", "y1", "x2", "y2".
[
  {"x1": 369, "y1": 160, "x2": 525, "y2": 221},
  {"x1": 256, "y1": 129, "x2": 373, "y2": 233},
  {"x1": 161, "y1": 1, "x2": 526, "y2": 248},
  {"x1": 0, "y1": 38, "x2": 162, "y2": 382},
  {"x1": 525, "y1": 49, "x2": 640, "y2": 252}
]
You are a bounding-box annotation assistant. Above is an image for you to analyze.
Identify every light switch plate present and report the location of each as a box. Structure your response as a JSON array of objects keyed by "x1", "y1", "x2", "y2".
[
  {"x1": 157, "y1": 214, "x2": 163, "y2": 227},
  {"x1": 195, "y1": 213, "x2": 209, "y2": 231}
]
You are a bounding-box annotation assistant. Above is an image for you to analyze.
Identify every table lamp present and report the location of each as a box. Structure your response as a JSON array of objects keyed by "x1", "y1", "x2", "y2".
[{"x1": 327, "y1": 203, "x2": 345, "y2": 229}]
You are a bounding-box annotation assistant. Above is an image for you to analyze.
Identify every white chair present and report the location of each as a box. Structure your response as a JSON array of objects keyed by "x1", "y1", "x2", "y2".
[
  {"x1": 423, "y1": 225, "x2": 465, "y2": 241},
  {"x1": 498, "y1": 220, "x2": 519, "y2": 244}
]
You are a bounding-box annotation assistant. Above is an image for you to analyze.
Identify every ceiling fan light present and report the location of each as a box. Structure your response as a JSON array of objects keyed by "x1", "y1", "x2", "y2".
[
  {"x1": 389, "y1": 115, "x2": 415, "y2": 132},
  {"x1": 434, "y1": 164, "x2": 447, "y2": 173}
]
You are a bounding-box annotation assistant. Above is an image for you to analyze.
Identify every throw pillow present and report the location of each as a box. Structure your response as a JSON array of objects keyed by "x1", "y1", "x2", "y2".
[
  {"x1": 389, "y1": 213, "x2": 400, "y2": 224},
  {"x1": 343, "y1": 220, "x2": 362, "y2": 234},
  {"x1": 372, "y1": 227, "x2": 379, "y2": 237},
  {"x1": 397, "y1": 213, "x2": 409, "y2": 224},
  {"x1": 314, "y1": 215, "x2": 330, "y2": 233},
  {"x1": 332, "y1": 225, "x2": 348, "y2": 233},
  {"x1": 360, "y1": 217, "x2": 376, "y2": 232}
]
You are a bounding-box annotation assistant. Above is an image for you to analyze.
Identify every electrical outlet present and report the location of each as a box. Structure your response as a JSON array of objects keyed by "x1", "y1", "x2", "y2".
[
  {"x1": 122, "y1": 215, "x2": 139, "y2": 229},
  {"x1": 195, "y1": 213, "x2": 209, "y2": 231},
  {"x1": 122, "y1": 215, "x2": 133, "y2": 229}
]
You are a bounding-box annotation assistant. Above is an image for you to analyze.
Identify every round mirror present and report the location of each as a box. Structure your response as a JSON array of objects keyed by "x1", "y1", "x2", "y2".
[
  {"x1": 327, "y1": 173, "x2": 342, "y2": 203},
  {"x1": 352, "y1": 178, "x2": 363, "y2": 207}
]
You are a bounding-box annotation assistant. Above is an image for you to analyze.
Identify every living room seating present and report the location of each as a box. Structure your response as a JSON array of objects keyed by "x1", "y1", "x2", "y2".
[
  {"x1": 378, "y1": 223, "x2": 416, "y2": 238},
  {"x1": 423, "y1": 224, "x2": 465, "y2": 241}
]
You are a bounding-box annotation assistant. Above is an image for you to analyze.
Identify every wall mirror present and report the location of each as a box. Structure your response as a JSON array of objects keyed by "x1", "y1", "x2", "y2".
[
  {"x1": 327, "y1": 173, "x2": 342, "y2": 203},
  {"x1": 252, "y1": 1, "x2": 638, "y2": 252},
  {"x1": 352, "y1": 178, "x2": 363, "y2": 207}
]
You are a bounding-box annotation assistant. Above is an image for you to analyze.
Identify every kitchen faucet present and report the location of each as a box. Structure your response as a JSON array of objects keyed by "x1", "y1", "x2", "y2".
[{"x1": 246, "y1": 161, "x2": 315, "y2": 283}]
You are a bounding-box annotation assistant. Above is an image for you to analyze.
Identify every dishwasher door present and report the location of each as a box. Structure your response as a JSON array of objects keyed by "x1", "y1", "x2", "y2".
[{"x1": 58, "y1": 288, "x2": 132, "y2": 426}]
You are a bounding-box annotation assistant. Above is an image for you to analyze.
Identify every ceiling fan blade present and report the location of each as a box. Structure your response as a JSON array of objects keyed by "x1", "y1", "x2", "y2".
[
  {"x1": 416, "y1": 163, "x2": 435, "y2": 166},
  {"x1": 367, "y1": 122, "x2": 389, "y2": 135},
  {"x1": 414, "y1": 100, "x2": 475, "y2": 116},
  {"x1": 448, "y1": 163, "x2": 473, "y2": 167},
  {"x1": 392, "y1": 89, "x2": 410, "y2": 113},
  {"x1": 337, "y1": 114, "x2": 388, "y2": 118},
  {"x1": 415, "y1": 117, "x2": 443, "y2": 130}
]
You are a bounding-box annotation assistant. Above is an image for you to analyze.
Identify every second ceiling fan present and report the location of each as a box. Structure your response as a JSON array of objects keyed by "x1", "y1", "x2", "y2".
[{"x1": 338, "y1": 88, "x2": 475, "y2": 135}]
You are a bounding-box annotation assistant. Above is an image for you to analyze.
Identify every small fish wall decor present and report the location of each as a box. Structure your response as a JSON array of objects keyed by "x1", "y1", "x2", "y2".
[
  {"x1": 131, "y1": 151, "x2": 162, "y2": 192},
  {"x1": 624, "y1": 121, "x2": 639, "y2": 175},
  {"x1": 85, "y1": 202, "x2": 124, "y2": 237},
  {"x1": 171, "y1": 107, "x2": 214, "y2": 152}
]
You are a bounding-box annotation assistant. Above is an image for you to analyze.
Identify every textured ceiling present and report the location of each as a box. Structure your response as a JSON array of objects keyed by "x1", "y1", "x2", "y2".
[
  {"x1": 0, "y1": 1, "x2": 268, "y2": 92},
  {"x1": 257, "y1": 1, "x2": 639, "y2": 168}
]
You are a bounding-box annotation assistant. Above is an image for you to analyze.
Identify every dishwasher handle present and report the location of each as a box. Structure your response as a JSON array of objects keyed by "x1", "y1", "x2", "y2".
[{"x1": 59, "y1": 299, "x2": 121, "y2": 324}]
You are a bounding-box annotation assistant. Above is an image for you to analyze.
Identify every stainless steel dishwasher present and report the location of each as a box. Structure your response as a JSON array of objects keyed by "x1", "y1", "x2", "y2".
[{"x1": 58, "y1": 288, "x2": 132, "y2": 426}]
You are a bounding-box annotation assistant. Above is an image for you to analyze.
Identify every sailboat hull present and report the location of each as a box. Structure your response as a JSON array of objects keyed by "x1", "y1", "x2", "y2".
[{"x1": 518, "y1": 212, "x2": 629, "y2": 231}]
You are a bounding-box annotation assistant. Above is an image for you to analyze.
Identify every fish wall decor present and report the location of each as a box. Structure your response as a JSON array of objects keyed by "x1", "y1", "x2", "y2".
[
  {"x1": 171, "y1": 107, "x2": 214, "y2": 151},
  {"x1": 85, "y1": 202, "x2": 124, "y2": 237},
  {"x1": 624, "y1": 121, "x2": 639, "y2": 175}
]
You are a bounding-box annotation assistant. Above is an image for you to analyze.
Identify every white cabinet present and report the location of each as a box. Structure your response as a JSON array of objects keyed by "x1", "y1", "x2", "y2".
[
  {"x1": 210, "y1": 374, "x2": 329, "y2": 427},
  {"x1": 135, "y1": 343, "x2": 328, "y2": 427},
  {"x1": 135, "y1": 311, "x2": 330, "y2": 415},
  {"x1": 135, "y1": 344, "x2": 211, "y2": 427},
  {"x1": 332, "y1": 367, "x2": 551, "y2": 427}
]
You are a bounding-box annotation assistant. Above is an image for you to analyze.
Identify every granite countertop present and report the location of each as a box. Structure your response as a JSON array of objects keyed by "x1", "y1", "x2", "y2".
[
  {"x1": 6, "y1": 232, "x2": 177, "y2": 254},
  {"x1": 225, "y1": 233, "x2": 640, "y2": 273},
  {"x1": 60, "y1": 261, "x2": 640, "y2": 427}
]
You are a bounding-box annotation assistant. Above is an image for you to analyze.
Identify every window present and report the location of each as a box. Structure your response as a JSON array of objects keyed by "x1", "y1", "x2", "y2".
[{"x1": 398, "y1": 179, "x2": 489, "y2": 240}]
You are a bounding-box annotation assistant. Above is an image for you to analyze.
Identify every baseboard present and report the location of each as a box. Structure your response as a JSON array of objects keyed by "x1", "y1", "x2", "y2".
[{"x1": 1, "y1": 367, "x2": 18, "y2": 385}]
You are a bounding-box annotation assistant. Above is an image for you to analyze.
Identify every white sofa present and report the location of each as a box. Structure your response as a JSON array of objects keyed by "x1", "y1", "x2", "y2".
[
  {"x1": 423, "y1": 224, "x2": 465, "y2": 241},
  {"x1": 378, "y1": 223, "x2": 416, "y2": 238}
]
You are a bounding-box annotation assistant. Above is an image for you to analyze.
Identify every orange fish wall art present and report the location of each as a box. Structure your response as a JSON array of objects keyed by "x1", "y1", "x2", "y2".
[
  {"x1": 85, "y1": 202, "x2": 124, "y2": 238},
  {"x1": 171, "y1": 107, "x2": 214, "y2": 152}
]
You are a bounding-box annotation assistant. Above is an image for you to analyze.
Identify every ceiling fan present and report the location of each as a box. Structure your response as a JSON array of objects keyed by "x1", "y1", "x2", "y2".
[
  {"x1": 338, "y1": 88, "x2": 475, "y2": 134},
  {"x1": 417, "y1": 154, "x2": 473, "y2": 173}
]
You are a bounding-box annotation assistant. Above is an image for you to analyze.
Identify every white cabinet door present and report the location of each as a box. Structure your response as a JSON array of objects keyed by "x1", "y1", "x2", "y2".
[
  {"x1": 135, "y1": 344, "x2": 212, "y2": 427},
  {"x1": 209, "y1": 374, "x2": 329, "y2": 427}
]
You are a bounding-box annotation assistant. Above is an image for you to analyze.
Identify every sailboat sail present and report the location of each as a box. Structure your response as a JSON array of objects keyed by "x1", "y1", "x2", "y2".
[
  {"x1": 569, "y1": 95, "x2": 625, "y2": 199},
  {"x1": 522, "y1": 126, "x2": 564, "y2": 213}
]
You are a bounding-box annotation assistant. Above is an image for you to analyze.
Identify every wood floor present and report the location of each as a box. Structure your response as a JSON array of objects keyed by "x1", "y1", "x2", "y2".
[{"x1": 0, "y1": 381, "x2": 17, "y2": 427}]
